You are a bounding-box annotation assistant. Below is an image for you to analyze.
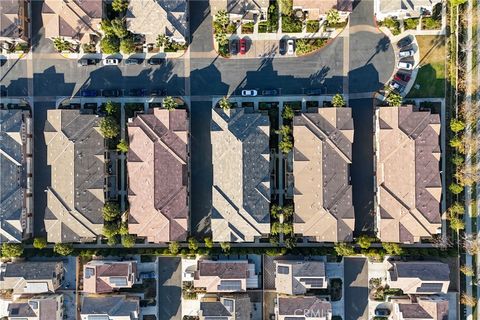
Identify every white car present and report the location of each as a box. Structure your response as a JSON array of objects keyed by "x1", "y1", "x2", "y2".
[
  {"x1": 287, "y1": 39, "x2": 295, "y2": 55},
  {"x1": 397, "y1": 61, "x2": 413, "y2": 70},
  {"x1": 103, "y1": 58, "x2": 119, "y2": 65},
  {"x1": 398, "y1": 50, "x2": 414, "y2": 58},
  {"x1": 242, "y1": 89, "x2": 258, "y2": 96}
]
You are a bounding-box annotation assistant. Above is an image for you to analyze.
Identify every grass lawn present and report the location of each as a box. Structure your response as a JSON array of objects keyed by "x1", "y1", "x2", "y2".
[{"x1": 406, "y1": 35, "x2": 446, "y2": 98}]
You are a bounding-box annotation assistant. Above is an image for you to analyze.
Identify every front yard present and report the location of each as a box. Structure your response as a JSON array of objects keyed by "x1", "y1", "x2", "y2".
[{"x1": 407, "y1": 35, "x2": 446, "y2": 98}]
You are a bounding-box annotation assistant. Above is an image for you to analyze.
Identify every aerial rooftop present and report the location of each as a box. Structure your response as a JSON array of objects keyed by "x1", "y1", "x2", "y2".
[
  {"x1": 211, "y1": 107, "x2": 271, "y2": 242},
  {"x1": 275, "y1": 260, "x2": 327, "y2": 295},
  {"x1": 199, "y1": 295, "x2": 251, "y2": 320},
  {"x1": 80, "y1": 295, "x2": 140, "y2": 319},
  {"x1": 293, "y1": 108, "x2": 355, "y2": 242},
  {"x1": 0, "y1": 261, "x2": 63, "y2": 294},
  {"x1": 83, "y1": 260, "x2": 137, "y2": 294},
  {"x1": 7, "y1": 295, "x2": 63, "y2": 320},
  {"x1": 391, "y1": 296, "x2": 449, "y2": 320},
  {"x1": 0, "y1": 0, "x2": 30, "y2": 42},
  {"x1": 276, "y1": 296, "x2": 332, "y2": 320}
]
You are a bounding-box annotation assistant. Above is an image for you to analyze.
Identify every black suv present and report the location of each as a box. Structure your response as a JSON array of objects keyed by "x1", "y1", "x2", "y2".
[
  {"x1": 77, "y1": 58, "x2": 98, "y2": 66},
  {"x1": 102, "y1": 89, "x2": 122, "y2": 97},
  {"x1": 147, "y1": 58, "x2": 165, "y2": 65}
]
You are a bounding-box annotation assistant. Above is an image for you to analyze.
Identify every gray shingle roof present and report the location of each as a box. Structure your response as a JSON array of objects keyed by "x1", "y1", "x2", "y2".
[{"x1": 81, "y1": 295, "x2": 139, "y2": 317}]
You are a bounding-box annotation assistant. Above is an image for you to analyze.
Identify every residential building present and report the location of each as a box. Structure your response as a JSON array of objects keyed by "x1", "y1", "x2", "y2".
[
  {"x1": 192, "y1": 260, "x2": 258, "y2": 293},
  {"x1": 0, "y1": 261, "x2": 64, "y2": 295},
  {"x1": 386, "y1": 261, "x2": 450, "y2": 294},
  {"x1": 80, "y1": 295, "x2": 140, "y2": 320},
  {"x1": 292, "y1": 108, "x2": 354, "y2": 242},
  {"x1": 44, "y1": 109, "x2": 106, "y2": 243},
  {"x1": 126, "y1": 0, "x2": 188, "y2": 45},
  {"x1": 83, "y1": 260, "x2": 137, "y2": 294},
  {"x1": 375, "y1": 105, "x2": 442, "y2": 243},
  {"x1": 375, "y1": 0, "x2": 442, "y2": 21},
  {"x1": 199, "y1": 294, "x2": 252, "y2": 320},
  {"x1": 41, "y1": 0, "x2": 103, "y2": 45},
  {"x1": 127, "y1": 108, "x2": 189, "y2": 242},
  {"x1": 211, "y1": 107, "x2": 271, "y2": 242},
  {"x1": 275, "y1": 296, "x2": 332, "y2": 320},
  {"x1": 0, "y1": 0, "x2": 30, "y2": 48},
  {"x1": 275, "y1": 260, "x2": 327, "y2": 295},
  {"x1": 390, "y1": 296, "x2": 449, "y2": 320},
  {"x1": 7, "y1": 294, "x2": 64, "y2": 320},
  {"x1": 0, "y1": 108, "x2": 33, "y2": 242},
  {"x1": 224, "y1": 0, "x2": 269, "y2": 22},
  {"x1": 292, "y1": 0, "x2": 353, "y2": 21}
]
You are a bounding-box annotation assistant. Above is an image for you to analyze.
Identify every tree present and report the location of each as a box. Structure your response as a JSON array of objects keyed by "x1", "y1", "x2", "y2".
[
  {"x1": 279, "y1": 137, "x2": 293, "y2": 154},
  {"x1": 460, "y1": 265, "x2": 475, "y2": 276},
  {"x1": 120, "y1": 37, "x2": 136, "y2": 54},
  {"x1": 204, "y1": 237, "x2": 214, "y2": 249},
  {"x1": 449, "y1": 136, "x2": 462, "y2": 149},
  {"x1": 103, "y1": 222, "x2": 119, "y2": 238},
  {"x1": 119, "y1": 222, "x2": 129, "y2": 236},
  {"x1": 334, "y1": 243, "x2": 355, "y2": 256},
  {"x1": 450, "y1": 216, "x2": 465, "y2": 232},
  {"x1": 100, "y1": 35, "x2": 120, "y2": 54},
  {"x1": 53, "y1": 37, "x2": 71, "y2": 52},
  {"x1": 270, "y1": 204, "x2": 281, "y2": 219},
  {"x1": 285, "y1": 236, "x2": 297, "y2": 249},
  {"x1": 278, "y1": 0, "x2": 293, "y2": 16},
  {"x1": 53, "y1": 243, "x2": 74, "y2": 256},
  {"x1": 110, "y1": 18, "x2": 129, "y2": 38},
  {"x1": 382, "y1": 242, "x2": 403, "y2": 256},
  {"x1": 332, "y1": 94, "x2": 345, "y2": 107},
  {"x1": 461, "y1": 293, "x2": 477, "y2": 307},
  {"x1": 357, "y1": 235, "x2": 372, "y2": 249},
  {"x1": 452, "y1": 154, "x2": 465, "y2": 166},
  {"x1": 105, "y1": 101, "x2": 118, "y2": 115},
  {"x1": 220, "y1": 241, "x2": 231, "y2": 253},
  {"x1": 214, "y1": 10, "x2": 230, "y2": 28},
  {"x1": 99, "y1": 117, "x2": 120, "y2": 138},
  {"x1": 33, "y1": 237, "x2": 47, "y2": 249},
  {"x1": 282, "y1": 205, "x2": 294, "y2": 218},
  {"x1": 169, "y1": 241, "x2": 180, "y2": 255},
  {"x1": 449, "y1": 182, "x2": 463, "y2": 195},
  {"x1": 214, "y1": 32, "x2": 229, "y2": 47},
  {"x1": 219, "y1": 96, "x2": 231, "y2": 110},
  {"x1": 1, "y1": 243, "x2": 23, "y2": 257},
  {"x1": 450, "y1": 0, "x2": 467, "y2": 5},
  {"x1": 117, "y1": 139, "x2": 129, "y2": 153},
  {"x1": 387, "y1": 92, "x2": 402, "y2": 107},
  {"x1": 282, "y1": 223, "x2": 293, "y2": 234},
  {"x1": 276, "y1": 125, "x2": 292, "y2": 137},
  {"x1": 449, "y1": 202, "x2": 465, "y2": 216},
  {"x1": 282, "y1": 105, "x2": 294, "y2": 120},
  {"x1": 271, "y1": 222, "x2": 283, "y2": 235},
  {"x1": 112, "y1": 0, "x2": 129, "y2": 12},
  {"x1": 326, "y1": 9, "x2": 341, "y2": 26},
  {"x1": 450, "y1": 118, "x2": 466, "y2": 133},
  {"x1": 102, "y1": 202, "x2": 121, "y2": 222},
  {"x1": 188, "y1": 237, "x2": 199, "y2": 251},
  {"x1": 122, "y1": 234, "x2": 136, "y2": 248},
  {"x1": 156, "y1": 34, "x2": 168, "y2": 48},
  {"x1": 163, "y1": 96, "x2": 178, "y2": 111}
]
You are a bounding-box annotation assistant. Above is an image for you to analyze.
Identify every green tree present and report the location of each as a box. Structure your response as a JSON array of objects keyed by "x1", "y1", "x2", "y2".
[
  {"x1": 326, "y1": 9, "x2": 341, "y2": 26},
  {"x1": 332, "y1": 93, "x2": 345, "y2": 107},
  {"x1": 387, "y1": 92, "x2": 402, "y2": 107},
  {"x1": 270, "y1": 204, "x2": 281, "y2": 219},
  {"x1": 103, "y1": 222, "x2": 119, "y2": 238},
  {"x1": 112, "y1": 0, "x2": 129, "y2": 12},
  {"x1": 188, "y1": 237, "x2": 199, "y2": 251},
  {"x1": 156, "y1": 34, "x2": 169, "y2": 47},
  {"x1": 449, "y1": 182, "x2": 463, "y2": 195},
  {"x1": 110, "y1": 18, "x2": 129, "y2": 38},
  {"x1": 449, "y1": 136, "x2": 462, "y2": 149},
  {"x1": 449, "y1": 202, "x2": 465, "y2": 215},
  {"x1": 271, "y1": 222, "x2": 283, "y2": 235},
  {"x1": 382, "y1": 242, "x2": 403, "y2": 256},
  {"x1": 220, "y1": 241, "x2": 231, "y2": 253},
  {"x1": 214, "y1": 32, "x2": 229, "y2": 47},
  {"x1": 33, "y1": 237, "x2": 47, "y2": 249},
  {"x1": 282, "y1": 105, "x2": 294, "y2": 120},
  {"x1": 285, "y1": 236, "x2": 297, "y2": 249},
  {"x1": 122, "y1": 234, "x2": 136, "y2": 248},
  {"x1": 1, "y1": 243, "x2": 24, "y2": 257},
  {"x1": 105, "y1": 101, "x2": 118, "y2": 115},
  {"x1": 279, "y1": 137, "x2": 293, "y2": 154},
  {"x1": 278, "y1": 0, "x2": 293, "y2": 16},
  {"x1": 102, "y1": 202, "x2": 121, "y2": 222},
  {"x1": 99, "y1": 116, "x2": 120, "y2": 138},
  {"x1": 204, "y1": 237, "x2": 214, "y2": 249},
  {"x1": 219, "y1": 96, "x2": 231, "y2": 110},
  {"x1": 276, "y1": 125, "x2": 291, "y2": 137},
  {"x1": 53, "y1": 37, "x2": 70, "y2": 52},
  {"x1": 283, "y1": 223, "x2": 293, "y2": 234},
  {"x1": 53, "y1": 243, "x2": 74, "y2": 256},
  {"x1": 357, "y1": 235, "x2": 372, "y2": 249},
  {"x1": 214, "y1": 10, "x2": 230, "y2": 28},
  {"x1": 334, "y1": 243, "x2": 355, "y2": 256},
  {"x1": 120, "y1": 37, "x2": 136, "y2": 54},
  {"x1": 449, "y1": 216, "x2": 465, "y2": 231},
  {"x1": 119, "y1": 222, "x2": 129, "y2": 236},
  {"x1": 452, "y1": 154, "x2": 465, "y2": 166},
  {"x1": 100, "y1": 35, "x2": 120, "y2": 54},
  {"x1": 450, "y1": 118, "x2": 466, "y2": 133},
  {"x1": 163, "y1": 96, "x2": 178, "y2": 111},
  {"x1": 282, "y1": 205, "x2": 294, "y2": 218},
  {"x1": 117, "y1": 139, "x2": 129, "y2": 153},
  {"x1": 169, "y1": 241, "x2": 180, "y2": 254}
]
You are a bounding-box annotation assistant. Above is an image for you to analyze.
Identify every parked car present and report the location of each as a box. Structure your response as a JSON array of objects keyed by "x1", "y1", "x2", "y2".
[
  {"x1": 375, "y1": 309, "x2": 391, "y2": 316},
  {"x1": 128, "y1": 88, "x2": 147, "y2": 96},
  {"x1": 81, "y1": 89, "x2": 98, "y2": 97},
  {"x1": 230, "y1": 39, "x2": 239, "y2": 55},
  {"x1": 389, "y1": 81, "x2": 405, "y2": 93},
  {"x1": 102, "y1": 89, "x2": 122, "y2": 97},
  {"x1": 147, "y1": 58, "x2": 165, "y2": 65},
  {"x1": 261, "y1": 89, "x2": 278, "y2": 96},
  {"x1": 287, "y1": 39, "x2": 295, "y2": 55},
  {"x1": 240, "y1": 38, "x2": 247, "y2": 55},
  {"x1": 305, "y1": 88, "x2": 325, "y2": 95},
  {"x1": 139, "y1": 272, "x2": 156, "y2": 280},
  {"x1": 124, "y1": 58, "x2": 141, "y2": 65},
  {"x1": 397, "y1": 35, "x2": 413, "y2": 48},
  {"x1": 77, "y1": 58, "x2": 97, "y2": 67},
  {"x1": 394, "y1": 72, "x2": 411, "y2": 83},
  {"x1": 399, "y1": 49, "x2": 414, "y2": 58},
  {"x1": 241, "y1": 89, "x2": 257, "y2": 96},
  {"x1": 103, "y1": 58, "x2": 119, "y2": 66},
  {"x1": 279, "y1": 39, "x2": 287, "y2": 55},
  {"x1": 397, "y1": 61, "x2": 414, "y2": 70},
  {"x1": 150, "y1": 88, "x2": 166, "y2": 96}
]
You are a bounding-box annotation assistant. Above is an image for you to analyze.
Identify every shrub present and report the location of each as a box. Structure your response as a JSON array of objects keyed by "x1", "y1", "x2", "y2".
[
  {"x1": 357, "y1": 235, "x2": 372, "y2": 249},
  {"x1": 99, "y1": 117, "x2": 120, "y2": 138},
  {"x1": 278, "y1": 0, "x2": 293, "y2": 16},
  {"x1": 120, "y1": 37, "x2": 136, "y2": 54},
  {"x1": 332, "y1": 93, "x2": 345, "y2": 107},
  {"x1": 53, "y1": 243, "x2": 73, "y2": 256},
  {"x1": 103, "y1": 222, "x2": 120, "y2": 238},
  {"x1": 122, "y1": 234, "x2": 136, "y2": 248},
  {"x1": 282, "y1": 15, "x2": 302, "y2": 33},
  {"x1": 2, "y1": 243, "x2": 24, "y2": 257},
  {"x1": 452, "y1": 154, "x2": 464, "y2": 166},
  {"x1": 449, "y1": 183, "x2": 463, "y2": 195},
  {"x1": 295, "y1": 38, "x2": 326, "y2": 55},
  {"x1": 387, "y1": 92, "x2": 402, "y2": 107},
  {"x1": 188, "y1": 237, "x2": 199, "y2": 251},
  {"x1": 163, "y1": 96, "x2": 178, "y2": 111},
  {"x1": 449, "y1": 216, "x2": 465, "y2": 231},
  {"x1": 334, "y1": 243, "x2": 355, "y2": 256},
  {"x1": 53, "y1": 37, "x2": 71, "y2": 52},
  {"x1": 103, "y1": 202, "x2": 121, "y2": 222},
  {"x1": 33, "y1": 238, "x2": 48, "y2": 249},
  {"x1": 282, "y1": 105, "x2": 294, "y2": 120},
  {"x1": 169, "y1": 241, "x2": 180, "y2": 255},
  {"x1": 112, "y1": 0, "x2": 129, "y2": 12},
  {"x1": 306, "y1": 20, "x2": 320, "y2": 33},
  {"x1": 220, "y1": 242, "x2": 231, "y2": 253},
  {"x1": 204, "y1": 237, "x2": 214, "y2": 249},
  {"x1": 100, "y1": 35, "x2": 120, "y2": 54},
  {"x1": 326, "y1": 9, "x2": 340, "y2": 26},
  {"x1": 117, "y1": 139, "x2": 129, "y2": 153},
  {"x1": 382, "y1": 242, "x2": 403, "y2": 256},
  {"x1": 404, "y1": 18, "x2": 419, "y2": 30},
  {"x1": 460, "y1": 265, "x2": 475, "y2": 276},
  {"x1": 449, "y1": 202, "x2": 465, "y2": 215},
  {"x1": 450, "y1": 119, "x2": 466, "y2": 133},
  {"x1": 219, "y1": 97, "x2": 231, "y2": 110},
  {"x1": 105, "y1": 101, "x2": 118, "y2": 115}
]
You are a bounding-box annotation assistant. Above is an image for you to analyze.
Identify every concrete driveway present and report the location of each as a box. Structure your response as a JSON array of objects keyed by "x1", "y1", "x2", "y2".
[
  {"x1": 158, "y1": 257, "x2": 182, "y2": 320},
  {"x1": 344, "y1": 257, "x2": 369, "y2": 320}
]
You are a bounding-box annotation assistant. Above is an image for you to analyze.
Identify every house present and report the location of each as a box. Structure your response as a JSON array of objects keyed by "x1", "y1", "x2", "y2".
[
  {"x1": 386, "y1": 261, "x2": 450, "y2": 294},
  {"x1": 275, "y1": 260, "x2": 327, "y2": 295},
  {"x1": 0, "y1": 261, "x2": 64, "y2": 295},
  {"x1": 0, "y1": 0, "x2": 30, "y2": 48},
  {"x1": 292, "y1": 108, "x2": 354, "y2": 242},
  {"x1": 0, "y1": 108, "x2": 33, "y2": 243},
  {"x1": 80, "y1": 295, "x2": 140, "y2": 320},
  {"x1": 192, "y1": 260, "x2": 258, "y2": 293},
  {"x1": 127, "y1": 108, "x2": 189, "y2": 243},
  {"x1": 199, "y1": 294, "x2": 252, "y2": 320},
  {"x1": 41, "y1": 0, "x2": 103, "y2": 45},
  {"x1": 390, "y1": 296, "x2": 449, "y2": 320},
  {"x1": 275, "y1": 296, "x2": 332, "y2": 320},
  {"x1": 83, "y1": 260, "x2": 137, "y2": 294},
  {"x1": 224, "y1": 0, "x2": 269, "y2": 22},
  {"x1": 211, "y1": 107, "x2": 271, "y2": 242},
  {"x1": 375, "y1": 0, "x2": 442, "y2": 21},
  {"x1": 292, "y1": 0, "x2": 353, "y2": 21},
  {"x1": 44, "y1": 109, "x2": 106, "y2": 243},
  {"x1": 7, "y1": 294, "x2": 64, "y2": 320},
  {"x1": 375, "y1": 105, "x2": 442, "y2": 243},
  {"x1": 126, "y1": 0, "x2": 188, "y2": 45}
]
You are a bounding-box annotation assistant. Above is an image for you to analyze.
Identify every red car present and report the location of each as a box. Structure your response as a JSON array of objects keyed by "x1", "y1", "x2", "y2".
[
  {"x1": 394, "y1": 72, "x2": 411, "y2": 83},
  {"x1": 240, "y1": 38, "x2": 247, "y2": 54}
]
